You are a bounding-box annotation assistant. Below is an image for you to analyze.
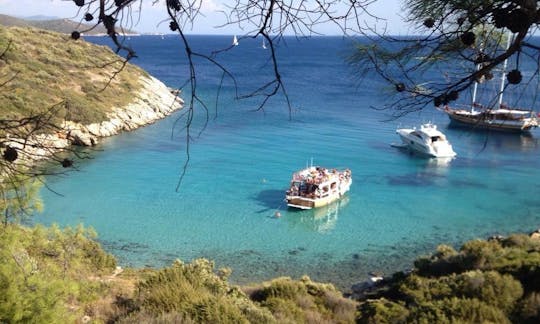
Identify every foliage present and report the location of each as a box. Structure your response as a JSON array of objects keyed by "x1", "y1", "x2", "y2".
[
  {"x1": 127, "y1": 258, "x2": 275, "y2": 323},
  {"x1": 121, "y1": 264, "x2": 357, "y2": 323},
  {"x1": 0, "y1": 173, "x2": 43, "y2": 225},
  {"x1": 358, "y1": 233, "x2": 540, "y2": 323},
  {"x1": 357, "y1": 298, "x2": 409, "y2": 324},
  {"x1": 414, "y1": 235, "x2": 540, "y2": 292},
  {"x1": 0, "y1": 223, "x2": 116, "y2": 322},
  {"x1": 348, "y1": 0, "x2": 540, "y2": 116},
  {"x1": 5, "y1": 219, "x2": 540, "y2": 323},
  {"x1": 516, "y1": 292, "x2": 540, "y2": 323},
  {"x1": 248, "y1": 275, "x2": 358, "y2": 323}
]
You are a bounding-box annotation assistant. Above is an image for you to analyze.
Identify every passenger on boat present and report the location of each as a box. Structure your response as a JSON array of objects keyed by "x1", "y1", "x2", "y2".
[{"x1": 289, "y1": 184, "x2": 299, "y2": 196}]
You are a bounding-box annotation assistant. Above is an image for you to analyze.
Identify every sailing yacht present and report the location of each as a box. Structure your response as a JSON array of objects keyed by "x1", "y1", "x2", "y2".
[
  {"x1": 232, "y1": 35, "x2": 239, "y2": 46},
  {"x1": 262, "y1": 38, "x2": 267, "y2": 49},
  {"x1": 440, "y1": 33, "x2": 538, "y2": 132}
]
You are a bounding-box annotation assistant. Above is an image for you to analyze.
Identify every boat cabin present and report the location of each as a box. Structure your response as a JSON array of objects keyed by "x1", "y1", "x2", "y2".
[{"x1": 287, "y1": 167, "x2": 350, "y2": 199}]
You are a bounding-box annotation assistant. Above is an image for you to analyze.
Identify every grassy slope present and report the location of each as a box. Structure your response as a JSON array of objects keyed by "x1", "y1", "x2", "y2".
[{"x1": 0, "y1": 25, "x2": 147, "y2": 125}]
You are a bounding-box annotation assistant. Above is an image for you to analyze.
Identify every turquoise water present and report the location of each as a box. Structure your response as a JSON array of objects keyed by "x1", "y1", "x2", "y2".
[{"x1": 37, "y1": 36, "x2": 540, "y2": 289}]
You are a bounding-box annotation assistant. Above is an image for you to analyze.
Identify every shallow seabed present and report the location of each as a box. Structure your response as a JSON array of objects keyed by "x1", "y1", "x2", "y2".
[{"x1": 37, "y1": 36, "x2": 540, "y2": 290}]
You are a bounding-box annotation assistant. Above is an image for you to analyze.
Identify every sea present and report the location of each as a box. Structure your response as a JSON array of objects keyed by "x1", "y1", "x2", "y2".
[{"x1": 35, "y1": 35, "x2": 540, "y2": 290}]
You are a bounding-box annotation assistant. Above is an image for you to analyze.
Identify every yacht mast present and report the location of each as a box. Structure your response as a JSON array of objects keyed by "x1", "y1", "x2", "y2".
[
  {"x1": 497, "y1": 31, "x2": 512, "y2": 110},
  {"x1": 472, "y1": 68, "x2": 479, "y2": 111}
]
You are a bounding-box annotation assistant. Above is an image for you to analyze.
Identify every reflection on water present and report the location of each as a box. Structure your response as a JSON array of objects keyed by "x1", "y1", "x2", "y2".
[
  {"x1": 285, "y1": 196, "x2": 350, "y2": 233},
  {"x1": 488, "y1": 132, "x2": 539, "y2": 151},
  {"x1": 448, "y1": 124, "x2": 540, "y2": 151},
  {"x1": 424, "y1": 157, "x2": 454, "y2": 173},
  {"x1": 388, "y1": 147, "x2": 455, "y2": 186}
]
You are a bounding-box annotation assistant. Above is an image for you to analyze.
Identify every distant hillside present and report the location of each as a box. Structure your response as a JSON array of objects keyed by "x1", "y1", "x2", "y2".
[
  {"x1": 25, "y1": 15, "x2": 59, "y2": 21},
  {"x1": 0, "y1": 14, "x2": 136, "y2": 35}
]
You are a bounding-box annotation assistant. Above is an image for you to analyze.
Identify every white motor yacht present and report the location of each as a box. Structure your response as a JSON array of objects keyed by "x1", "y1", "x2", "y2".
[{"x1": 395, "y1": 123, "x2": 456, "y2": 158}]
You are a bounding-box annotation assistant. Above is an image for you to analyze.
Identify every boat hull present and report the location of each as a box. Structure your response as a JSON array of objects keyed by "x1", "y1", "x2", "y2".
[
  {"x1": 444, "y1": 108, "x2": 538, "y2": 133},
  {"x1": 286, "y1": 183, "x2": 350, "y2": 209},
  {"x1": 397, "y1": 131, "x2": 436, "y2": 157},
  {"x1": 396, "y1": 127, "x2": 456, "y2": 158}
]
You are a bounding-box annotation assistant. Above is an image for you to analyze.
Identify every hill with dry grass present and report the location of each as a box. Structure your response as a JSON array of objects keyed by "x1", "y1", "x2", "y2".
[
  {"x1": 0, "y1": 24, "x2": 182, "y2": 166},
  {"x1": 0, "y1": 25, "x2": 147, "y2": 124}
]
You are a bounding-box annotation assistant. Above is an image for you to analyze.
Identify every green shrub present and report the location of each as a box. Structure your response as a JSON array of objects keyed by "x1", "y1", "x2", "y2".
[
  {"x1": 0, "y1": 223, "x2": 117, "y2": 322},
  {"x1": 262, "y1": 297, "x2": 304, "y2": 323},
  {"x1": 357, "y1": 298, "x2": 409, "y2": 324},
  {"x1": 132, "y1": 259, "x2": 274, "y2": 323},
  {"x1": 456, "y1": 270, "x2": 522, "y2": 314},
  {"x1": 439, "y1": 297, "x2": 510, "y2": 324},
  {"x1": 249, "y1": 276, "x2": 357, "y2": 323},
  {"x1": 516, "y1": 292, "x2": 540, "y2": 323},
  {"x1": 256, "y1": 277, "x2": 309, "y2": 301}
]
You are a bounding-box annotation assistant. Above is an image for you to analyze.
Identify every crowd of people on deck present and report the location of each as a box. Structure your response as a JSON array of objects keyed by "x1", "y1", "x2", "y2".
[{"x1": 287, "y1": 167, "x2": 351, "y2": 198}]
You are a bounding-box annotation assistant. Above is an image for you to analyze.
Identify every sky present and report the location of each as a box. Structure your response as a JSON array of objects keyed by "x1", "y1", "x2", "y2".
[{"x1": 0, "y1": 0, "x2": 412, "y2": 35}]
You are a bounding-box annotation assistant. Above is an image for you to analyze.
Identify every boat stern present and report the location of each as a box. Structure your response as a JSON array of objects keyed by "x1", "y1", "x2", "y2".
[{"x1": 286, "y1": 196, "x2": 314, "y2": 209}]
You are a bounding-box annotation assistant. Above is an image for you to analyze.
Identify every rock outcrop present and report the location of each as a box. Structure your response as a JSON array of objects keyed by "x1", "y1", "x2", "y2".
[
  {"x1": 63, "y1": 75, "x2": 183, "y2": 147},
  {"x1": 3, "y1": 75, "x2": 183, "y2": 163}
]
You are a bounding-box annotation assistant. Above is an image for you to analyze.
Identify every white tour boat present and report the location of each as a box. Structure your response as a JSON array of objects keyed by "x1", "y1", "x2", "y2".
[
  {"x1": 395, "y1": 123, "x2": 457, "y2": 158},
  {"x1": 285, "y1": 166, "x2": 352, "y2": 210}
]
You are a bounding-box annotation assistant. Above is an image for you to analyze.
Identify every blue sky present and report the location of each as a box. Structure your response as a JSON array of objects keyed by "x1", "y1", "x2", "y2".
[{"x1": 0, "y1": 0, "x2": 412, "y2": 35}]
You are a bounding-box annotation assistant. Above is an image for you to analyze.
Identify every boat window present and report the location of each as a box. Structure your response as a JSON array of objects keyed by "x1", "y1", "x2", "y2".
[{"x1": 431, "y1": 136, "x2": 440, "y2": 142}]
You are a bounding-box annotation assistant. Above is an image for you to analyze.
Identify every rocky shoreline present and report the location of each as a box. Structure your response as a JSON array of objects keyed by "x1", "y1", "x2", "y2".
[{"x1": 4, "y1": 75, "x2": 183, "y2": 162}]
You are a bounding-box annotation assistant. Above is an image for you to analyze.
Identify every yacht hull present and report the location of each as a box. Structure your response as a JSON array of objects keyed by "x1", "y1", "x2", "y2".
[
  {"x1": 443, "y1": 107, "x2": 538, "y2": 133},
  {"x1": 447, "y1": 112, "x2": 537, "y2": 132}
]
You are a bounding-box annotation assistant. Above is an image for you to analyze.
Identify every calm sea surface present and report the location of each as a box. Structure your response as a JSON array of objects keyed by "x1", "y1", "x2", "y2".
[{"x1": 37, "y1": 35, "x2": 540, "y2": 289}]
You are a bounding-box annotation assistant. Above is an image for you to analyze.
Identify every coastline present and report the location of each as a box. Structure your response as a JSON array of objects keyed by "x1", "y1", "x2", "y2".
[
  {"x1": 4, "y1": 75, "x2": 183, "y2": 161},
  {"x1": 65, "y1": 75, "x2": 183, "y2": 147}
]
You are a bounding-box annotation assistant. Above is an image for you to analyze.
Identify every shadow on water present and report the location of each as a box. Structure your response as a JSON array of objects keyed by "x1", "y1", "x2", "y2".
[
  {"x1": 448, "y1": 124, "x2": 540, "y2": 152},
  {"x1": 386, "y1": 150, "x2": 455, "y2": 187},
  {"x1": 386, "y1": 172, "x2": 442, "y2": 187},
  {"x1": 253, "y1": 189, "x2": 286, "y2": 213},
  {"x1": 284, "y1": 196, "x2": 350, "y2": 233}
]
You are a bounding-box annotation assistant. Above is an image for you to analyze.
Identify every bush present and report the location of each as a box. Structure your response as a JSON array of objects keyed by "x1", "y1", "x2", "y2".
[
  {"x1": 0, "y1": 223, "x2": 117, "y2": 322},
  {"x1": 357, "y1": 298, "x2": 409, "y2": 324},
  {"x1": 456, "y1": 270, "x2": 522, "y2": 314},
  {"x1": 439, "y1": 297, "x2": 510, "y2": 324},
  {"x1": 131, "y1": 259, "x2": 274, "y2": 323},
  {"x1": 250, "y1": 276, "x2": 357, "y2": 323},
  {"x1": 516, "y1": 292, "x2": 540, "y2": 323}
]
